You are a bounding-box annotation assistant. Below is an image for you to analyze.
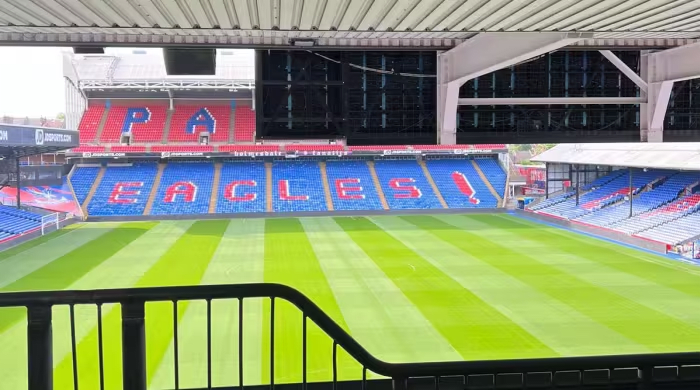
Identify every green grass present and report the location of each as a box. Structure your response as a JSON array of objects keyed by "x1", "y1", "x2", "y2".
[{"x1": 2, "y1": 215, "x2": 700, "y2": 389}]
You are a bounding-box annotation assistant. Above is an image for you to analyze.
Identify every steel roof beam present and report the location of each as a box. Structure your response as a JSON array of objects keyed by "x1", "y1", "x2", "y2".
[
  {"x1": 437, "y1": 32, "x2": 588, "y2": 144},
  {"x1": 457, "y1": 97, "x2": 645, "y2": 105},
  {"x1": 599, "y1": 50, "x2": 648, "y2": 93}
]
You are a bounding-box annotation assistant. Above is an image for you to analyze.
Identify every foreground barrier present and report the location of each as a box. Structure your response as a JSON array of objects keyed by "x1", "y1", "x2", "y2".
[{"x1": 2, "y1": 283, "x2": 700, "y2": 390}]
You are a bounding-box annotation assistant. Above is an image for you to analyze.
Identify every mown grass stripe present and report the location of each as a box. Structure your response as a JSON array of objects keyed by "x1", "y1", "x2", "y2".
[
  {"x1": 0, "y1": 224, "x2": 115, "y2": 288},
  {"x1": 433, "y1": 214, "x2": 700, "y2": 353},
  {"x1": 0, "y1": 222, "x2": 151, "y2": 337},
  {"x1": 467, "y1": 215, "x2": 700, "y2": 334},
  {"x1": 381, "y1": 216, "x2": 647, "y2": 357},
  {"x1": 301, "y1": 217, "x2": 460, "y2": 364},
  {"x1": 262, "y1": 218, "x2": 355, "y2": 384},
  {"x1": 51, "y1": 220, "x2": 228, "y2": 390},
  {"x1": 0, "y1": 223, "x2": 81, "y2": 262},
  {"x1": 334, "y1": 216, "x2": 555, "y2": 360},
  {"x1": 498, "y1": 214, "x2": 700, "y2": 296},
  {"x1": 49, "y1": 221, "x2": 194, "y2": 390},
  {"x1": 151, "y1": 219, "x2": 266, "y2": 389}
]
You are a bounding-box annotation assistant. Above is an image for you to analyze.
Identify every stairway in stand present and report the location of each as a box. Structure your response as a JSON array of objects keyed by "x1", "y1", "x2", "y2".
[
  {"x1": 81, "y1": 166, "x2": 106, "y2": 216},
  {"x1": 143, "y1": 163, "x2": 166, "y2": 215},
  {"x1": 266, "y1": 162, "x2": 273, "y2": 212},
  {"x1": 418, "y1": 160, "x2": 448, "y2": 209},
  {"x1": 471, "y1": 160, "x2": 503, "y2": 205},
  {"x1": 208, "y1": 163, "x2": 222, "y2": 213},
  {"x1": 319, "y1": 161, "x2": 335, "y2": 211},
  {"x1": 367, "y1": 161, "x2": 389, "y2": 210}
]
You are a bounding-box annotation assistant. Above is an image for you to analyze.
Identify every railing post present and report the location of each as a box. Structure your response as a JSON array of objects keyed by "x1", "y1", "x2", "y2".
[
  {"x1": 121, "y1": 301, "x2": 147, "y2": 390},
  {"x1": 27, "y1": 305, "x2": 53, "y2": 390}
]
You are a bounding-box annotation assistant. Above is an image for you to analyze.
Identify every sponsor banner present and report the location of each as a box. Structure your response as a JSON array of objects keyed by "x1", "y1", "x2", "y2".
[
  {"x1": 0, "y1": 179, "x2": 82, "y2": 216},
  {"x1": 83, "y1": 152, "x2": 127, "y2": 158},
  {"x1": 289, "y1": 151, "x2": 351, "y2": 157},
  {"x1": 230, "y1": 151, "x2": 284, "y2": 157},
  {"x1": 0, "y1": 124, "x2": 78, "y2": 147},
  {"x1": 161, "y1": 152, "x2": 206, "y2": 158}
]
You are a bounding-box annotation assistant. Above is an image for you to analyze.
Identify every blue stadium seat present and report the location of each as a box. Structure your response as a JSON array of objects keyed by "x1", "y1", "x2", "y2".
[
  {"x1": 70, "y1": 167, "x2": 101, "y2": 205},
  {"x1": 325, "y1": 160, "x2": 383, "y2": 211},
  {"x1": 87, "y1": 163, "x2": 158, "y2": 216},
  {"x1": 474, "y1": 158, "x2": 507, "y2": 198},
  {"x1": 374, "y1": 160, "x2": 441, "y2": 210},
  {"x1": 216, "y1": 162, "x2": 267, "y2": 213},
  {"x1": 272, "y1": 161, "x2": 327, "y2": 212},
  {"x1": 151, "y1": 163, "x2": 214, "y2": 215},
  {"x1": 426, "y1": 158, "x2": 499, "y2": 208},
  {"x1": 0, "y1": 205, "x2": 42, "y2": 239}
]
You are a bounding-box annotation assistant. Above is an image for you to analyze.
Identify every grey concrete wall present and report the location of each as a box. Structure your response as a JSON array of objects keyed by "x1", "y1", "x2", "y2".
[
  {"x1": 513, "y1": 209, "x2": 668, "y2": 254},
  {"x1": 87, "y1": 208, "x2": 508, "y2": 222}
]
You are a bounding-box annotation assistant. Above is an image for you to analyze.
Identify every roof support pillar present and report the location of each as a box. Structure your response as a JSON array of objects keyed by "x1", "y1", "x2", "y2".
[
  {"x1": 437, "y1": 32, "x2": 588, "y2": 144},
  {"x1": 640, "y1": 42, "x2": 700, "y2": 142}
]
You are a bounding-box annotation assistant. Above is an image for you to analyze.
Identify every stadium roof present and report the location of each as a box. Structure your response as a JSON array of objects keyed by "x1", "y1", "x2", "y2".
[
  {"x1": 1, "y1": 0, "x2": 700, "y2": 48},
  {"x1": 532, "y1": 143, "x2": 700, "y2": 171}
]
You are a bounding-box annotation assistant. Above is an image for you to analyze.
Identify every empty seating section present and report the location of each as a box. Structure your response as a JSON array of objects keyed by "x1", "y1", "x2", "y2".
[
  {"x1": 0, "y1": 205, "x2": 42, "y2": 240},
  {"x1": 287, "y1": 144, "x2": 345, "y2": 152},
  {"x1": 374, "y1": 160, "x2": 442, "y2": 209},
  {"x1": 426, "y1": 159, "x2": 499, "y2": 208},
  {"x1": 272, "y1": 161, "x2": 327, "y2": 212},
  {"x1": 475, "y1": 158, "x2": 507, "y2": 197},
  {"x1": 636, "y1": 211, "x2": 700, "y2": 244},
  {"x1": 78, "y1": 105, "x2": 105, "y2": 143},
  {"x1": 111, "y1": 145, "x2": 146, "y2": 153},
  {"x1": 612, "y1": 194, "x2": 700, "y2": 235},
  {"x1": 577, "y1": 171, "x2": 698, "y2": 227},
  {"x1": 348, "y1": 145, "x2": 407, "y2": 151},
  {"x1": 70, "y1": 167, "x2": 101, "y2": 205},
  {"x1": 151, "y1": 145, "x2": 214, "y2": 152},
  {"x1": 87, "y1": 164, "x2": 158, "y2": 216},
  {"x1": 102, "y1": 106, "x2": 167, "y2": 143},
  {"x1": 151, "y1": 163, "x2": 214, "y2": 215},
  {"x1": 216, "y1": 162, "x2": 267, "y2": 213},
  {"x1": 71, "y1": 146, "x2": 106, "y2": 153},
  {"x1": 537, "y1": 170, "x2": 659, "y2": 220},
  {"x1": 325, "y1": 161, "x2": 383, "y2": 211},
  {"x1": 220, "y1": 145, "x2": 280, "y2": 153},
  {"x1": 234, "y1": 106, "x2": 255, "y2": 142},
  {"x1": 169, "y1": 106, "x2": 230, "y2": 142}
]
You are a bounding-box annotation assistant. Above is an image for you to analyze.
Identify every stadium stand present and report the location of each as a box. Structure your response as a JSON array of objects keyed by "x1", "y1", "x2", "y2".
[
  {"x1": 168, "y1": 105, "x2": 230, "y2": 143},
  {"x1": 373, "y1": 160, "x2": 442, "y2": 210},
  {"x1": 71, "y1": 145, "x2": 106, "y2": 153},
  {"x1": 475, "y1": 158, "x2": 507, "y2": 197},
  {"x1": 234, "y1": 105, "x2": 255, "y2": 142},
  {"x1": 215, "y1": 162, "x2": 267, "y2": 213},
  {"x1": 102, "y1": 105, "x2": 168, "y2": 143},
  {"x1": 611, "y1": 194, "x2": 700, "y2": 235},
  {"x1": 425, "y1": 159, "x2": 500, "y2": 208},
  {"x1": 87, "y1": 163, "x2": 158, "y2": 216},
  {"x1": 0, "y1": 205, "x2": 42, "y2": 240},
  {"x1": 151, "y1": 162, "x2": 215, "y2": 215},
  {"x1": 325, "y1": 160, "x2": 384, "y2": 211},
  {"x1": 70, "y1": 166, "x2": 101, "y2": 205},
  {"x1": 219, "y1": 144, "x2": 280, "y2": 153},
  {"x1": 77, "y1": 105, "x2": 105, "y2": 144},
  {"x1": 151, "y1": 145, "x2": 214, "y2": 152},
  {"x1": 272, "y1": 161, "x2": 328, "y2": 212},
  {"x1": 636, "y1": 211, "x2": 700, "y2": 244}
]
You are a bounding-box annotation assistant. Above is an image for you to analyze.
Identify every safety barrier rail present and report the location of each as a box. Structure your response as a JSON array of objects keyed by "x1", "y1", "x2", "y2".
[{"x1": 2, "y1": 283, "x2": 700, "y2": 390}]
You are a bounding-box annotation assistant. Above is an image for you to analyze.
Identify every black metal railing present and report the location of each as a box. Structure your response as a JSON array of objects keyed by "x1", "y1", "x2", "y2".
[{"x1": 2, "y1": 283, "x2": 700, "y2": 390}]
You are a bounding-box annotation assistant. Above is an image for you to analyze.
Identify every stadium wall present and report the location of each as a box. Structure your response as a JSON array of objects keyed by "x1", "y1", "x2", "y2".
[
  {"x1": 86, "y1": 207, "x2": 507, "y2": 222},
  {"x1": 514, "y1": 209, "x2": 668, "y2": 254}
]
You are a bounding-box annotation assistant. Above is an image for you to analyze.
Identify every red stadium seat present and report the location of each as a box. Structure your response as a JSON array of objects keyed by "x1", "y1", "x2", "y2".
[
  {"x1": 71, "y1": 145, "x2": 106, "y2": 153},
  {"x1": 111, "y1": 145, "x2": 147, "y2": 153},
  {"x1": 151, "y1": 145, "x2": 214, "y2": 152},
  {"x1": 101, "y1": 105, "x2": 168, "y2": 143},
  {"x1": 348, "y1": 145, "x2": 408, "y2": 151},
  {"x1": 168, "y1": 106, "x2": 231, "y2": 143},
  {"x1": 234, "y1": 106, "x2": 255, "y2": 142},
  {"x1": 286, "y1": 144, "x2": 345, "y2": 152},
  {"x1": 219, "y1": 144, "x2": 280, "y2": 152},
  {"x1": 77, "y1": 105, "x2": 105, "y2": 144}
]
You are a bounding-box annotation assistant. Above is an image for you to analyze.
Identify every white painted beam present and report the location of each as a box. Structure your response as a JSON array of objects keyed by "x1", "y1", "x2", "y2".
[
  {"x1": 599, "y1": 50, "x2": 648, "y2": 93},
  {"x1": 437, "y1": 32, "x2": 589, "y2": 144},
  {"x1": 458, "y1": 97, "x2": 645, "y2": 106},
  {"x1": 648, "y1": 40, "x2": 700, "y2": 83}
]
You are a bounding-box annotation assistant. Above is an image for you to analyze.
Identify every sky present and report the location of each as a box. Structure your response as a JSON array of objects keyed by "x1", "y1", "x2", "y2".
[
  {"x1": 0, "y1": 47, "x2": 254, "y2": 119},
  {"x1": 0, "y1": 47, "x2": 68, "y2": 118}
]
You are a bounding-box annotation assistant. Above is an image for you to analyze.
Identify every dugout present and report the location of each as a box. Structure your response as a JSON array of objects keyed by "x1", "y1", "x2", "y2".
[{"x1": 0, "y1": 124, "x2": 78, "y2": 207}]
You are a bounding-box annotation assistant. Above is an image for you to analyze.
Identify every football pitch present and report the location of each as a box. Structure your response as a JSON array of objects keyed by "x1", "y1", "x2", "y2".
[{"x1": 2, "y1": 214, "x2": 700, "y2": 389}]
